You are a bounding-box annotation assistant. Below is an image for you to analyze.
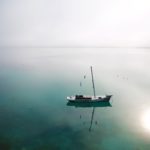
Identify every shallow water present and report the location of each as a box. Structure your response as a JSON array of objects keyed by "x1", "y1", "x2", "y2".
[{"x1": 0, "y1": 48, "x2": 150, "y2": 150}]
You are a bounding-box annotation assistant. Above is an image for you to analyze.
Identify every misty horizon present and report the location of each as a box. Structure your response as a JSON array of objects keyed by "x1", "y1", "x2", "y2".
[{"x1": 1, "y1": 0, "x2": 150, "y2": 48}]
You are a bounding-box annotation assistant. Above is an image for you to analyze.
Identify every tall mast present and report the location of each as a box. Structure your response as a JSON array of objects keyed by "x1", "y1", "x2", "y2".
[{"x1": 90, "y1": 66, "x2": 96, "y2": 97}]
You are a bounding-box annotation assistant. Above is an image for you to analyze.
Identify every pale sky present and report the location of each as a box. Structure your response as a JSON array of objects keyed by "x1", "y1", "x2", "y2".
[{"x1": 1, "y1": 0, "x2": 150, "y2": 47}]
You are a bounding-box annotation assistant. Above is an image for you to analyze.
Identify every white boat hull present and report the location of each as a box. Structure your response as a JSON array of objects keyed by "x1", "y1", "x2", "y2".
[{"x1": 67, "y1": 95, "x2": 112, "y2": 103}]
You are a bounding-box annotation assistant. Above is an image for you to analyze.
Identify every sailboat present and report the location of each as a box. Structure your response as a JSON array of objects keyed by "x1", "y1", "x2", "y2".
[{"x1": 67, "y1": 66, "x2": 112, "y2": 103}]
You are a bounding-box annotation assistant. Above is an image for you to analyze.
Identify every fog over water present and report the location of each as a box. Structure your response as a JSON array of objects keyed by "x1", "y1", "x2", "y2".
[{"x1": 1, "y1": 0, "x2": 150, "y2": 47}]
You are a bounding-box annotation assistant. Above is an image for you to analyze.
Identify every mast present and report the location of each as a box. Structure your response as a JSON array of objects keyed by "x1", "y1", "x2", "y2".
[{"x1": 90, "y1": 66, "x2": 96, "y2": 97}]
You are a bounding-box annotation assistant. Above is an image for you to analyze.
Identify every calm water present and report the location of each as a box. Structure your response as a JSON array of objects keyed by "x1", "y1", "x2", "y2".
[{"x1": 0, "y1": 48, "x2": 150, "y2": 150}]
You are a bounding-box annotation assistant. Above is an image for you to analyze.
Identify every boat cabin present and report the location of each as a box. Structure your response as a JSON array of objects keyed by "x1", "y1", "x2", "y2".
[{"x1": 75, "y1": 95, "x2": 92, "y2": 100}]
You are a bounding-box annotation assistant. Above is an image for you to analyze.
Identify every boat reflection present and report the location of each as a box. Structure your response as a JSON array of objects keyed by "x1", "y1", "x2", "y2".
[
  {"x1": 67, "y1": 101, "x2": 112, "y2": 108},
  {"x1": 67, "y1": 102, "x2": 112, "y2": 131}
]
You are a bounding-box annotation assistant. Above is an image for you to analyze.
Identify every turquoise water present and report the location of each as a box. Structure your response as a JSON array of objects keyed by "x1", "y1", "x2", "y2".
[{"x1": 0, "y1": 48, "x2": 150, "y2": 150}]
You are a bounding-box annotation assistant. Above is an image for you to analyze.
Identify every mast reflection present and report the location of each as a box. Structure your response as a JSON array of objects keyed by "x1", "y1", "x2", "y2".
[{"x1": 67, "y1": 102, "x2": 112, "y2": 131}]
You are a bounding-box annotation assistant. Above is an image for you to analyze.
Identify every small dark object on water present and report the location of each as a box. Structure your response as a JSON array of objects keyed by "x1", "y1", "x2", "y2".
[{"x1": 80, "y1": 82, "x2": 82, "y2": 87}]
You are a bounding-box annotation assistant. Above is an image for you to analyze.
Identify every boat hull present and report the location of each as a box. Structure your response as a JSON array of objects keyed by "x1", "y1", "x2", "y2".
[{"x1": 67, "y1": 95, "x2": 112, "y2": 103}]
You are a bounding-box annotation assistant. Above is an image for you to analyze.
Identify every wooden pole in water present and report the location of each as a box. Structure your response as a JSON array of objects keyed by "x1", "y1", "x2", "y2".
[{"x1": 90, "y1": 66, "x2": 96, "y2": 97}]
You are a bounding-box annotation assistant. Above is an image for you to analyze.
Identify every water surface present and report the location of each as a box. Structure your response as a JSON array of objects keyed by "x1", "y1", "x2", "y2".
[{"x1": 0, "y1": 48, "x2": 150, "y2": 150}]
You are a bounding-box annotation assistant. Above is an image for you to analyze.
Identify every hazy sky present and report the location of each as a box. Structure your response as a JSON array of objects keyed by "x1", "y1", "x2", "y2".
[{"x1": 1, "y1": 0, "x2": 150, "y2": 47}]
